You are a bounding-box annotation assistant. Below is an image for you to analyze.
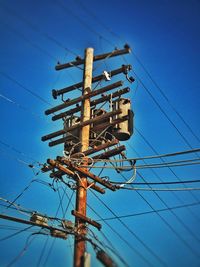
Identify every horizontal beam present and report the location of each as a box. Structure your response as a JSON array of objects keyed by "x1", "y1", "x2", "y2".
[
  {"x1": 71, "y1": 139, "x2": 119, "y2": 158},
  {"x1": 50, "y1": 170, "x2": 104, "y2": 195},
  {"x1": 0, "y1": 213, "x2": 69, "y2": 233},
  {"x1": 49, "y1": 136, "x2": 73, "y2": 147},
  {"x1": 52, "y1": 64, "x2": 131, "y2": 99},
  {"x1": 71, "y1": 210, "x2": 102, "y2": 230},
  {"x1": 55, "y1": 44, "x2": 131, "y2": 71},
  {"x1": 92, "y1": 145, "x2": 126, "y2": 159},
  {"x1": 52, "y1": 87, "x2": 130, "y2": 121},
  {"x1": 57, "y1": 157, "x2": 116, "y2": 191},
  {"x1": 42, "y1": 109, "x2": 121, "y2": 142},
  {"x1": 46, "y1": 81, "x2": 123, "y2": 115},
  {"x1": 92, "y1": 115, "x2": 129, "y2": 132},
  {"x1": 47, "y1": 159, "x2": 105, "y2": 194},
  {"x1": 47, "y1": 115, "x2": 129, "y2": 147}
]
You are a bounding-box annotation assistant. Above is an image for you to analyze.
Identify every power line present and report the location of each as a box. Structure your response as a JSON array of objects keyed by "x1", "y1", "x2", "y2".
[
  {"x1": 135, "y1": 128, "x2": 200, "y2": 205},
  {"x1": 0, "y1": 2, "x2": 198, "y2": 264},
  {"x1": 97, "y1": 201, "x2": 200, "y2": 221},
  {"x1": 0, "y1": 139, "x2": 37, "y2": 163},
  {"x1": 0, "y1": 18, "x2": 57, "y2": 61},
  {"x1": 59, "y1": 2, "x2": 200, "y2": 258},
  {"x1": 90, "y1": 190, "x2": 169, "y2": 267},
  {"x1": 0, "y1": 2, "x2": 78, "y2": 57},
  {"x1": 0, "y1": 92, "x2": 51, "y2": 124},
  {"x1": 133, "y1": 72, "x2": 198, "y2": 152},
  {"x1": 0, "y1": 225, "x2": 34, "y2": 242},
  {"x1": 54, "y1": 0, "x2": 114, "y2": 48},
  {"x1": 131, "y1": 150, "x2": 200, "y2": 247},
  {"x1": 109, "y1": 154, "x2": 200, "y2": 258},
  {"x1": 36, "y1": 236, "x2": 49, "y2": 267},
  {"x1": 110, "y1": 179, "x2": 200, "y2": 185},
  {"x1": 128, "y1": 143, "x2": 200, "y2": 230},
  {"x1": 87, "y1": 202, "x2": 153, "y2": 267},
  {"x1": 87, "y1": 227, "x2": 130, "y2": 267},
  {"x1": 43, "y1": 185, "x2": 72, "y2": 266},
  {"x1": 75, "y1": 0, "x2": 200, "y2": 146},
  {"x1": 119, "y1": 186, "x2": 200, "y2": 191},
  {"x1": 131, "y1": 53, "x2": 200, "y2": 145},
  {"x1": 1, "y1": 177, "x2": 54, "y2": 214},
  {"x1": 6, "y1": 233, "x2": 41, "y2": 267},
  {"x1": 81, "y1": 158, "x2": 200, "y2": 169},
  {"x1": 73, "y1": 147, "x2": 200, "y2": 163},
  {"x1": 0, "y1": 72, "x2": 52, "y2": 107}
]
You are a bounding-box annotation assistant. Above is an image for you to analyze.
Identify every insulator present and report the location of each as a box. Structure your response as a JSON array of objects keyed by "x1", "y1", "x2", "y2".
[
  {"x1": 62, "y1": 220, "x2": 74, "y2": 229},
  {"x1": 30, "y1": 214, "x2": 48, "y2": 226},
  {"x1": 50, "y1": 229, "x2": 68, "y2": 240}
]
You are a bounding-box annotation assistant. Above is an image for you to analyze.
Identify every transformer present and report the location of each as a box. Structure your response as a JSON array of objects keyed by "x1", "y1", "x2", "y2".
[
  {"x1": 112, "y1": 98, "x2": 134, "y2": 141},
  {"x1": 63, "y1": 116, "x2": 80, "y2": 153}
]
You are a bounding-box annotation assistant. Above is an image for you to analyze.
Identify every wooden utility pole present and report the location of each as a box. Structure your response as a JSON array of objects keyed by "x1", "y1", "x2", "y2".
[
  {"x1": 0, "y1": 45, "x2": 133, "y2": 267},
  {"x1": 74, "y1": 48, "x2": 94, "y2": 267},
  {"x1": 41, "y1": 44, "x2": 133, "y2": 267}
]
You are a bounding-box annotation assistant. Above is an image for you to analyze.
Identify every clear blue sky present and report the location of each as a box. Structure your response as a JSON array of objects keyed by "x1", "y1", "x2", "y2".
[{"x1": 0, "y1": 0, "x2": 200, "y2": 266}]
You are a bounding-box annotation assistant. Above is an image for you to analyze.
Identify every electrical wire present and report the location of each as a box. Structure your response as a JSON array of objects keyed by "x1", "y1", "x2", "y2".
[
  {"x1": 0, "y1": 72, "x2": 52, "y2": 107},
  {"x1": 75, "y1": 0, "x2": 200, "y2": 152},
  {"x1": 0, "y1": 225, "x2": 37, "y2": 233},
  {"x1": 98, "y1": 228, "x2": 130, "y2": 267},
  {"x1": 71, "y1": 147, "x2": 200, "y2": 163},
  {"x1": 0, "y1": 18, "x2": 57, "y2": 61},
  {"x1": 90, "y1": 190, "x2": 169, "y2": 267},
  {"x1": 128, "y1": 144, "x2": 200, "y2": 239},
  {"x1": 42, "y1": 184, "x2": 73, "y2": 266},
  {"x1": 0, "y1": 91, "x2": 52, "y2": 126},
  {"x1": 6, "y1": 232, "x2": 47, "y2": 267},
  {"x1": 54, "y1": 0, "x2": 114, "y2": 48},
  {"x1": 108, "y1": 161, "x2": 200, "y2": 258},
  {"x1": 0, "y1": 92, "x2": 45, "y2": 120},
  {"x1": 0, "y1": 2, "x2": 78, "y2": 57},
  {"x1": 36, "y1": 236, "x2": 49, "y2": 267},
  {"x1": 68, "y1": 0, "x2": 200, "y2": 209},
  {"x1": 87, "y1": 202, "x2": 154, "y2": 267},
  {"x1": 118, "y1": 186, "x2": 200, "y2": 192},
  {"x1": 56, "y1": 182, "x2": 65, "y2": 218},
  {"x1": 110, "y1": 179, "x2": 200, "y2": 185},
  {"x1": 97, "y1": 201, "x2": 200, "y2": 221},
  {"x1": 0, "y1": 197, "x2": 32, "y2": 217},
  {"x1": 133, "y1": 71, "x2": 198, "y2": 153},
  {"x1": 87, "y1": 228, "x2": 130, "y2": 267},
  {"x1": 0, "y1": 139, "x2": 38, "y2": 163},
  {"x1": 1, "y1": 1, "x2": 198, "y2": 266},
  {"x1": 131, "y1": 52, "x2": 200, "y2": 145},
  {"x1": 135, "y1": 128, "x2": 200, "y2": 212},
  {"x1": 2, "y1": 177, "x2": 54, "y2": 214},
  {"x1": 0, "y1": 225, "x2": 34, "y2": 242},
  {"x1": 79, "y1": 158, "x2": 200, "y2": 169},
  {"x1": 74, "y1": 0, "x2": 200, "y2": 147}
]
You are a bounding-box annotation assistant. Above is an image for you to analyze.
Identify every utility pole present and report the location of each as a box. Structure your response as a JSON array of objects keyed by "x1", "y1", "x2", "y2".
[
  {"x1": 40, "y1": 44, "x2": 134, "y2": 267},
  {"x1": 74, "y1": 48, "x2": 94, "y2": 267},
  {"x1": 0, "y1": 45, "x2": 134, "y2": 267}
]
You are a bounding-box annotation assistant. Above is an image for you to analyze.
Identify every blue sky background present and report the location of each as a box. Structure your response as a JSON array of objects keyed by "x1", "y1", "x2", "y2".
[{"x1": 0, "y1": 0, "x2": 200, "y2": 266}]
